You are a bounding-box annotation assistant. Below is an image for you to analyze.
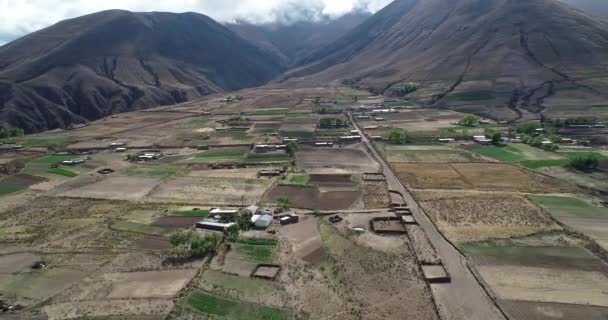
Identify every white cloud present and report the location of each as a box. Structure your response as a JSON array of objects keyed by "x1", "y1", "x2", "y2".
[{"x1": 0, "y1": 0, "x2": 392, "y2": 44}]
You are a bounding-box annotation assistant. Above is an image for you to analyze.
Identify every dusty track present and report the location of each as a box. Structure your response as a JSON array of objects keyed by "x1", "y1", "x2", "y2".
[{"x1": 350, "y1": 114, "x2": 506, "y2": 320}]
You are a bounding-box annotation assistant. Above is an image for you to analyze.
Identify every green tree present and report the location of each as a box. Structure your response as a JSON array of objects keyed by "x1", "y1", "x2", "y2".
[
  {"x1": 169, "y1": 231, "x2": 221, "y2": 258},
  {"x1": 516, "y1": 122, "x2": 542, "y2": 135},
  {"x1": 385, "y1": 128, "x2": 410, "y2": 145},
  {"x1": 237, "y1": 212, "x2": 253, "y2": 231},
  {"x1": 0, "y1": 128, "x2": 8, "y2": 139},
  {"x1": 313, "y1": 97, "x2": 322, "y2": 105},
  {"x1": 126, "y1": 154, "x2": 138, "y2": 162},
  {"x1": 8, "y1": 128, "x2": 24, "y2": 137},
  {"x1": 277, "y1": 197, "x2": 291, "y2": 211},
  {"x1": 225, "y1": 225, "x2": 240, "y2": 242},
  {"x1": 287, "y1": 141, "x2": 298, "y2": 157},
  {"x1": 569, "y1": 154, "x2": 599, "y2": 171},
  {"x1": 459, "y1": 114, "x2": 480, "y2": 127}
]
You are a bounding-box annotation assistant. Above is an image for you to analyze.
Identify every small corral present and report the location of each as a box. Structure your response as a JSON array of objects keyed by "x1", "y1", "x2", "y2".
[{"x1": 370, "y1": 217, "x2": 407, "y2": 234}]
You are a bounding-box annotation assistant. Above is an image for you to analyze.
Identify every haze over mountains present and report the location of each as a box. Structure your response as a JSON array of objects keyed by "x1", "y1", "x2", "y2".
[{"x1": 1, "y1": 0, "x2": 608, "y2": 132}]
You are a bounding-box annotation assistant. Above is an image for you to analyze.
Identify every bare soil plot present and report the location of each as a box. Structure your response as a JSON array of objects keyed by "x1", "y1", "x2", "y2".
[
  {"x1": 317, "y1": 223, "x2": 439, "y2": 320},
  {"x1": 417, "y1": 191, "x2": 559, "y2": 243},
  {"x1": 59, "y1": 176, "x2": 163, "y2": 201},
  {"x1": 43, "y1": 299, "x2": 175, "y2": 320},
  {"x1": 186, "y1": 167, "x2": 264, "y2": 179},
  {"x1": 393, "y1": 163, "x2": 471, "y2": 189},
  {"x1": 395, "y1": 162, "x2": 573, "y2": 192},
  {"x1": 104, "y1": 269, "x2": 197, "y2": 299},
  {"x1": 222, "y1": 239, "x2": 278, "y2": 277},
  {"x1": 478, "y1": 265, "x2": 608, "y2": 307},
  {"x1": 278, "y1": 216, "x2": 324, "y2": 265},
  {"x1": 297, "y1": 146, "x2": 380, "y2": 174},
  {"x1": 308, "y1": 174, "x2": 353, "y2": 187},
  {"x1": 266, "y1": 185, "x2": 361, "y2": 210},
  {"x1": 152, "y1": 216, "x2": 201, "y2": 228},
  {"x1": 385, "y1": 145, "x2": 483, "y2": 163},
  {"x1": 0, "y1": 253, "x2": 39, "y2": 274},
  {"x1": 499, "y1": 300, "x2": 608, "y2": 320},
  {"x1": 0, "y1": 267, "x2": 90, "y2": 306},
  {"x1": 362, "y1": 181, "x2": 390, "y2": 209},
  {"x1": 134, "y1": 236, "x2": 172, "y2": 250},
  {"x1": 149, "y1": 176, "x2": 272, "y2": 205}
]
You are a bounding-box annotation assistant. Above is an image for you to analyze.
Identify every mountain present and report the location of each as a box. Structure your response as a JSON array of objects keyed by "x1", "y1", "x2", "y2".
[
  {"x1": 0, "y1": 10, "x2": 284, "y2": 132},
  {"x1": 283, "y1": 0, "x2": 608, "y2": 121},
  {"x1": 558, "y1": 0, "x2": 608, "y2": 17},
  {"x1": 227, "y1": 12, "x2": 371, "y2": 67}
]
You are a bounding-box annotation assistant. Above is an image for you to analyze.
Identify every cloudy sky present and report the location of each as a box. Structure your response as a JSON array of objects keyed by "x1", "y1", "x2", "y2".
[{"x1": 0, "y1": 0, "x2": 392, "y2": 45}]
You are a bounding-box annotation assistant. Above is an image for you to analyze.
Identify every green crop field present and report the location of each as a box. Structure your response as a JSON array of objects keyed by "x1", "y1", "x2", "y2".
[
  {"x1": 234, "y1": 238, "x2": 277, "y2": 264},
  {"x1": 288, "y1": 175, "x2": 309, "y2": 185},
  {"x1": 472, "y1": 146, "x2": 526, "y2": 162},
  {"x1": 173, "y1": 209, "x2": 210, "y2": 218},
  {"x1": 0, "y1": 183, "x2": 26, "y2": 197},
  {"x1": 124, "y1": 166, "x2": 178, "y2": 178},
  {"x1": 254, "y1": 108, "x2": 289, "y2": 115},
  {"x1": 529, "y1": 195, "x2": 608, "y2": 218},
  {"x1": 30, "y1": 155, "x2": 74, "y2": 164},
  {"x1": 47, "y1": 168, "x2": 78, "y2": 177},
  {"x1": 187, "y1": 291, "x2": 291, "y2": 320}
]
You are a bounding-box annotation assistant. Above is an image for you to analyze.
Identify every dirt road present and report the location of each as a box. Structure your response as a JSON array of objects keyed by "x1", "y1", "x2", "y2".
[{"x1": 350, "y1": 114, "x2": 506, "y2": 320}]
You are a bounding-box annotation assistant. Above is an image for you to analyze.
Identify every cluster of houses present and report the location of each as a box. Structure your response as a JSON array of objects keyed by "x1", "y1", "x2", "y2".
[{"x1": 196, "y1": 206, "x2": 299, "y2": 232}]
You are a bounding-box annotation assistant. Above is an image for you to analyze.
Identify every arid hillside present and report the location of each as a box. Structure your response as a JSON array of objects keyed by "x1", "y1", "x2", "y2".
[
  {"x1": 282, "y1": 0, "x2": 608, "y2": 121},
  {"x1": 0, "y1": 10, "x2": 285, "y2": 132}
]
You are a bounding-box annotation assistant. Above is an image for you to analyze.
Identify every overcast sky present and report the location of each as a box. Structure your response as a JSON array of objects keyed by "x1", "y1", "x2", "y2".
[{"x1": 0, "y1": 0, "x2": 392, "y2": 45}]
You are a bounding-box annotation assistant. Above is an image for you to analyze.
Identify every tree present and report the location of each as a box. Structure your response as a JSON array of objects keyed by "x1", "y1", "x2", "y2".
[
  {"x1": 225, "y1": 225, "x2": 240, "y2": 242},
  {"x1": 169, "y1": 231, "x2": 221, "y2": 258},
  {"x1": 8, "y1": 128, "x2": 24, "y2": 137},
  {"x1": 313, "y1": 97, "x2": 322, "y2": 105},
  {"x1": 0, "y1": 129, "x2": 8, "y2": 139},
  {"x1": 516, "y1": 122, "x2": 541, "y2": 135},
  {"x1": 237, "y1": 212, "x2": 253, "y2": 231},
  {"x1": 277, "y1": 197, "x2": 291, "y2": 211},
  {"x1": 459, "y1": 114, "x2": 480, "y2": 127},
  {"x1": 126, "y1": 154, "x2": 138, "y2": 162},
  {"x1": 569, "y1": 154, "x2": 600, "y2": 171},
  {"x1": 287, "y1": 142, "x2": 298, "y2": 157},
  {"x1": 385, "y1": 129, "x2": 410, "y2": 145}
]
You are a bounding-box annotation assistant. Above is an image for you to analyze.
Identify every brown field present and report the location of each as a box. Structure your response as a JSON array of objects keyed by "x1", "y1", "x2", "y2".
[
  {"x1": 148, "y1": 176, "x2": 273, "y2": 205},
  {"x1": 416, "y1": 191, "x2": 559, "y2": 243},
  {"x1": 297, "y1": 146, "x2": 380, "y2": 174},
  {"x1": 499, "y1": 300, "x2": 608, "y2": 320},
  {"x1": 394, "y1": 162, "x2": 572, "y2": 193},
  {"x1": 60, "y1": 176, "x2": 163, "y2": 201},
  {"x1": 362, "y1": 181, "x2": 390, "y2": 209},
  {"x1": 266, "y1": 185, "x2": 361, "y2": 210}
]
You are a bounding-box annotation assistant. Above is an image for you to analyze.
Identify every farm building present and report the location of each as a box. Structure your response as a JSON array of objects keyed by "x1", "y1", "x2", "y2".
[
  {"x1": 61, "y1": 159, "x2": 85, "y2": 166},
  {"x1": 258, "y1": 169, "x2": 283, "y2": 177},
  {"x1": 243, "y1": 205, "x2": 259, "y2": 215},
  {"x1": 115, "y1": 147, "x2": 127, "y2": 152},
  {"x1": 210, "y1": 208, "x2": 239, "y2": 215},
  {"x1": 283, "y1": 138, "x2": 299, "y2": 143},
  {"x1": 251, "y1": 214, "x2": 273, "y2": 229},
  {"x1": 340, "y1": 135, "x2": 362, "y2": 142},
  {"x1": 196, "y1": 220, "x2": 236, "y2": 232},
  {"x1": 371, "y1": 108, "x2": 397, "y2": 114},
  {"x1": 280, "y1": 214, "x2": 300, "y2": 225},
  {"x1": 110, "y1": 142, "x2": 125, "y2": 147},
  {"x1": 315, "y1": 142, "x2": 334, "y2": 147},
  {"x1": 438, "y1": 138, "x2": 455, "y2": 143}
]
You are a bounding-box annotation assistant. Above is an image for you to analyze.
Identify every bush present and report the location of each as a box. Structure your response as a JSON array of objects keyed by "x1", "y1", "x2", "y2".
[
  {"x1": 385, "y1": 128, "x2": 410, "y2": 145},
  {"x1": 169, "y1": 231, "x2": 221, "y2": 258},
  {"x1": 459, "y1": 114, "x2": 480, "y2": 127},
  {"x1": 569, "y1": 154, "x2": 600, "y2": 171}
]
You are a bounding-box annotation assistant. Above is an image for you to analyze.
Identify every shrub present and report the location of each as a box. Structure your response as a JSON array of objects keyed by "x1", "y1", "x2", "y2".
[
  {"x1": 169, "y1": 231, "x2": 221, "y2": 258},
  {"x1": 459, "y1": 114, "x2": 480, "y2": 127},
  {"x1": 385, "y1": 128, "x2": 410, "y2": 145},
  {"x1": 569, "y1": 154, "x2": 600, "y2": 171}
]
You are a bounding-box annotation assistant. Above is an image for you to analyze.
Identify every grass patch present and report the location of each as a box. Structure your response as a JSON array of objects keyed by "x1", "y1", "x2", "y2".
[
  {"x1": 187, "y1": 291, "x2": 291, "y2": 320},
  {"x1": 234, "y1": 135, "x2": 254, "y2": 141},
  {"x1": 173, "y1": 209, "x2": 210, "y2": 218},
  {"x1": 0, "y1": 183, "x2": 27, "y2": 197},
  {"x1": 519, "y1": 159, "x2": 570, "y2": 169},
  {"x1": 124, "y1": 166, "x2": 178, "y2": 178},
  {"x1": 529, "y1": 195, "x2": 608, "y2": 218},
  {"x1": 473, "y1": 146, "x2": 525, "y2": 162},
  {"x1": 195, "y1": 151, "x2": 245, "y2": 159},
  {"x1": 110, "y1": 220, "x2": 172, "y2": 236},
  {"x1": 237, "y1": 238, "x2": 278, "y2": 246},
  {"x1": 30, "y1": 155, "x2": 74, "y2": 164},
  {"x1": 47, "y1": 168, "x2": 78, "y2": 177},
  {"x1": 288, "y1": 175, "x2": 309, "y2": 185},
  {"x1": 254, "y1": 108, "x2": 289, "y2": 115},
  {"x1": 234, "y1": 238, "x2": 277, "y2": 264}
]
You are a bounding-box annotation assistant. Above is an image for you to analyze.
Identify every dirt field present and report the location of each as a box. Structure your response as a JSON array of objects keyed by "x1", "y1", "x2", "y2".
[
  {"x1": 297, "y1": 146, "x2": 380, "y2": 174},
  {"x1": 394, "y1": 162, "x2": 572, "y2": 192},
  {"x1": 60, "y1": 176, "x2": 163, "y2": 201},
  {"x1": 149, "y1": 176, "x2": 273, "y2": 205},
  {"x1": 416, "y1": 191, "x2": 559, "y2": 243},
  {"x1": 266, "y1": 185, "x2": 361, "y2": 210},
  {"x1": 499, "y1": 300, "x2": 608, "y2": 320}
]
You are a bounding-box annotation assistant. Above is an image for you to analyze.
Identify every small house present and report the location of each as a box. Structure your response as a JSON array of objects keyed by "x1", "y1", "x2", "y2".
[
  {"x1": 110, "y1": 142, "x2": 125, "y2": 147},
  {"x1": 61, "y1": 159, "x2": 84, "y2": 166},
  {"x1": 438, "y1": 138, "x2": 455, "y2": 143},
  {"x1": 196, "y1": 220, "x2": 236, "y2": 232},
  {"x1": 339, "y1": 135, "x2": 362, "y2": 142},
  {"x1": 210, "y1": 208, "x2": 239, "y2": 215},
  {"x1": 254, "y1": 215, "x2": 273, "y2": 229},
  {"x1": 243, "y1": 205, "x2": 259, "y2": 215},
  {"x1": 315, "y1": 142, "x2": 334, "y2": 147},
  {"x1": 115, "y1": 147, "x2": 127, "y2": 152}
]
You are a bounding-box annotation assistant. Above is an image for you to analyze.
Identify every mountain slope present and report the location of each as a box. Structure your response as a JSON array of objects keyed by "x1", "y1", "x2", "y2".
[
  {"x1": 0, "y1": 10, "x2": 284, "y2": 132},
  {"x1": 558, "y1": 0, "x2": 608, "y2": 17},
  {"x1": 284, "y1": 0, "x2": 608, "y2": 121},
  {"x1": 227, "y1": 12, "x2": 371, "y2": 67}
]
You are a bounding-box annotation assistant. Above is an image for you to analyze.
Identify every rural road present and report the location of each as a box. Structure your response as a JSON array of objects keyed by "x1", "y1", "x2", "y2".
[{"x1": 350, "y1": 114, "x2": 506, "y2": 320}]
